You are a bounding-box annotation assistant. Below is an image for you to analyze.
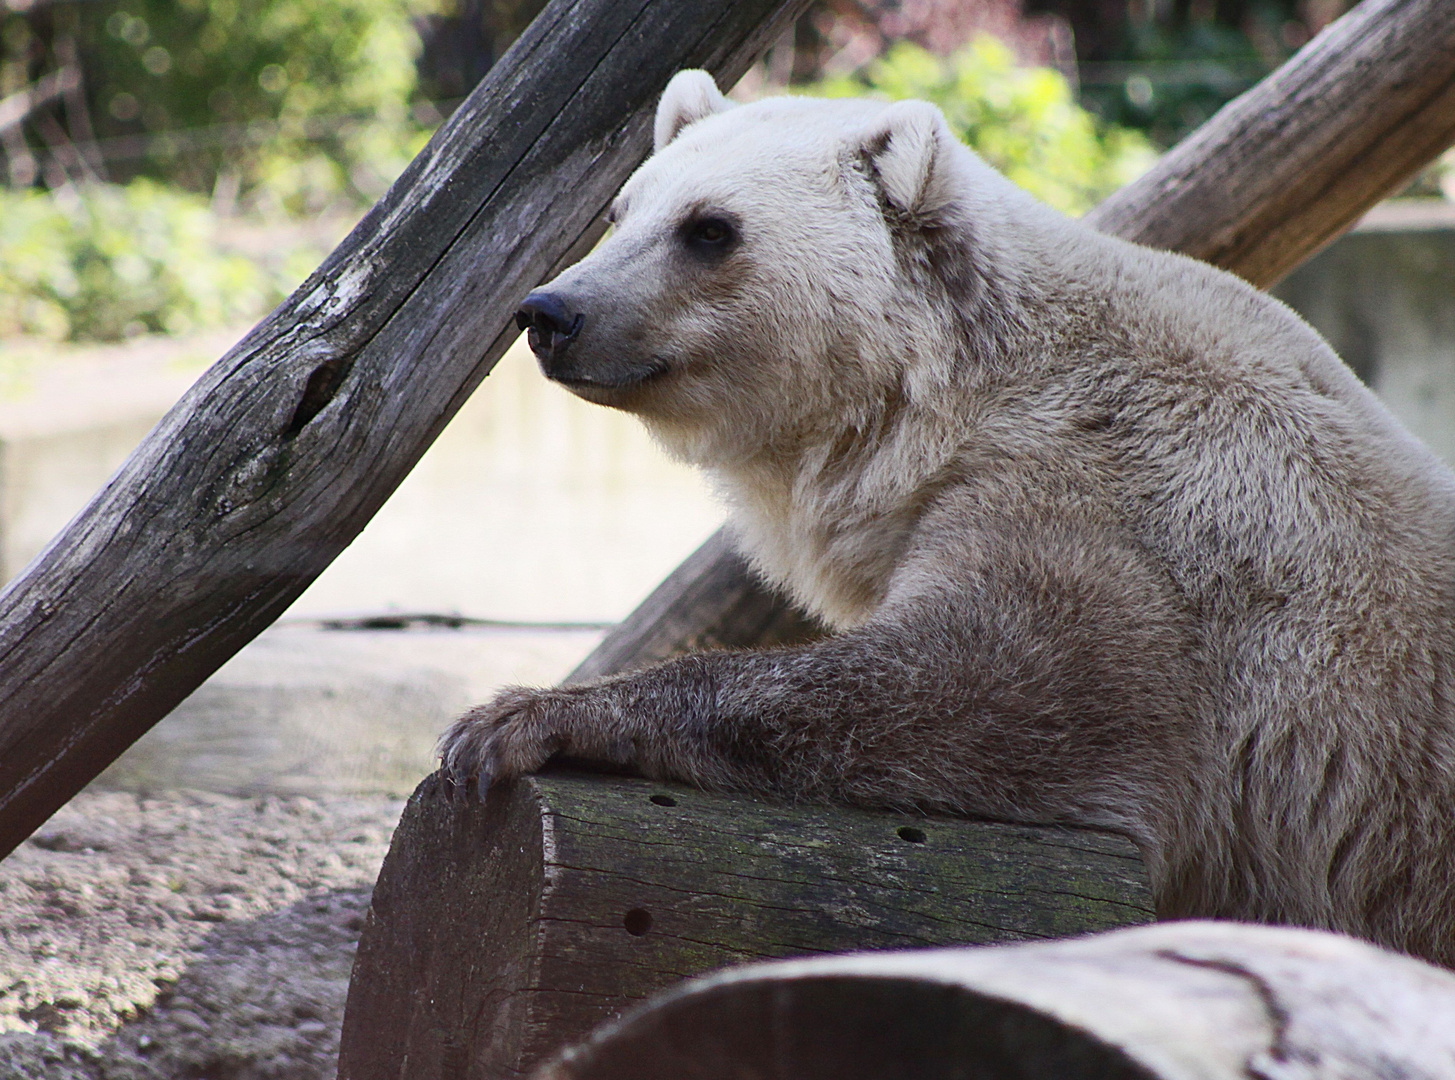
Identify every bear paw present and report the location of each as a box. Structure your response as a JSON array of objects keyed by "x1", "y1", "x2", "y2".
[{"x1": 437, "y1": 687, "x2": 567, "y2": 800}]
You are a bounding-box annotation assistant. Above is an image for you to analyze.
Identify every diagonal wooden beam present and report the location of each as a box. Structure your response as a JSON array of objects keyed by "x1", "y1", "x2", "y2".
[
  {"x1": 569, "y1": 0, "x2": 1455, "y2": 686},
  {"x1": 0, "y1": 0, "x2": 812, "y2": 860}
]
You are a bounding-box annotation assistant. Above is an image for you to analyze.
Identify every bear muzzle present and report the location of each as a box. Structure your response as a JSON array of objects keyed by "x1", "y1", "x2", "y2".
[{"x1": 517, "y1": 289, "x2": 670, "y2": 395}]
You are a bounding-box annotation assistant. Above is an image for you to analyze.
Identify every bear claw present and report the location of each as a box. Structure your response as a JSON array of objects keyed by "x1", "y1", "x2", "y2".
[{"x1": 437, "y1": 686, "x2": 562, "y2": 802}]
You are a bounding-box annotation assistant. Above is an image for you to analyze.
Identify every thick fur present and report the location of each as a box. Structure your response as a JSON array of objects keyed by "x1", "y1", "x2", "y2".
[{"x1": 443, "y1": 71, "x2": 1455, "y2": 967}]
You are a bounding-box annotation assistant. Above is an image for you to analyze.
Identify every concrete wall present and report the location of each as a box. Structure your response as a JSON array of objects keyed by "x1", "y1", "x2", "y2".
[
  {"x1": 1274, "y1": 202, "x2": 1455, "y2": 461},
  {"x1": 0, "y1": 331, "x2": 224, "y2": 585}
]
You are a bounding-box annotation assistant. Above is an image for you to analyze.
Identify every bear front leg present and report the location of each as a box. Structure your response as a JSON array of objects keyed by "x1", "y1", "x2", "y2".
[
  {"x1": 437, "y1": 602, "x2": 1193, "y2": 838},
  {"x1": 437, "y1": 670, "x2": 726, "y2": 794},
  {"x1": 438, "y1": 649, "x2": 792, "y2": 797}
]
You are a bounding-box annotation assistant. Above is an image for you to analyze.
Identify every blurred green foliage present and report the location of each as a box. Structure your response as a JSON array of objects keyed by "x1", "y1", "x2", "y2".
[
  {"x1": 1016, "y1": 0, "x2": 1342, "y2": 149},
  {"x1": 2, "y1": 0, "x2": 432, "y2": 214},
  {"x1": 0, "y1": 0, "x2": 433, "y2": 342},
  {"x1": 1078, "y1": 17, "x2": 1271, "y2": 149},
  {"x1": 0, "y1": 181, "x2": 316, "y2": 341},
  {"x1": 805, "y1": 39, "x2": 1156, "y2": 215}
]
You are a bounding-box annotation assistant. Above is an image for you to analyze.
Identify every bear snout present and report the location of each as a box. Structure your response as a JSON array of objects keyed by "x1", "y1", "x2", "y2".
[
  {"x1": 516, "y1": 291, "x2": 584, "y2": 362},
  {"x1": 516, "y1": 286, "x2": 670, "y2": 395}
]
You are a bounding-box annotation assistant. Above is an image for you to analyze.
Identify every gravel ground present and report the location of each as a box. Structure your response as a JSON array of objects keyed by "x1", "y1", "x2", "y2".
[
  {"x1": 0, "y1": 622, "x2": 598, "y2": 1080},
  {"x1": 0, "y1": 789, "x2": 403, "y2": 1080}
]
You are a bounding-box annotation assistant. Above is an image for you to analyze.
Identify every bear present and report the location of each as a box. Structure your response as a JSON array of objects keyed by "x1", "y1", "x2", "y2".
[{"x1": 440, "y1": 69, "x2": 1455, "y2": 967}]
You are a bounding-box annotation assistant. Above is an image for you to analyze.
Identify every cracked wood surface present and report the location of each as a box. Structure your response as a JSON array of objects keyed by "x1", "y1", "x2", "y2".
[
  {"x1": 569, "y1": 0, "x2": 1455, "y2": 685},
  {"x1": 338, "y1": 769, "x2": 1153, "y2": 1080},
  {"x1": 0, "y1": 0, "x2": 811, "y2": 860},
  {"x1": 537, "y1": 921, "x2": 1455, "y2": 1080}
]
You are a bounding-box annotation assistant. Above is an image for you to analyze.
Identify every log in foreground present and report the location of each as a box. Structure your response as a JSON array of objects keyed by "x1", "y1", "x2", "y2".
[
  {"x1": 338, "y1": 769, "x2": 1153, "y2": 1080},
  {"x1": 0, "y1": 0, "x2": 811, "y2": 860},
  {"x1": 571, "y1": 0, "x2": 1455, "y2": 682},
  {"x1": 538, "y1": 921, "x2": 1455, "y2": 1080}
]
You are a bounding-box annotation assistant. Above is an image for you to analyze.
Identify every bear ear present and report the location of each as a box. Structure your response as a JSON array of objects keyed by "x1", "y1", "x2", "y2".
[
  {"x1": 655, "y1": 70, "x2": 733, "y2": 152},
  {"x1": 853, "y1": 100, "x2": 959, "y2": 219}
]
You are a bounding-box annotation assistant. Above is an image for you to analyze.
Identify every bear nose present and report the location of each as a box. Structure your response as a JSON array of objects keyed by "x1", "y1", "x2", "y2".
[{"x1": 516, "y1": 291, "x2": 585, "y2": 359}]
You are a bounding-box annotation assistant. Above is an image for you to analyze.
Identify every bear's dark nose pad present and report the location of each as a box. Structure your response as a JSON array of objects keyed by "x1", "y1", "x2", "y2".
[{"x1": 516, "y1": 291, "x2": 585, "y2": 360}]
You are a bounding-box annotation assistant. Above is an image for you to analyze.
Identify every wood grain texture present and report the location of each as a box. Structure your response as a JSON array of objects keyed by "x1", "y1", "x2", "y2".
[
  {"x1": 0, "y1": 0, "x2": 811, "y2": 860},
  {"x1": 339, "y1": 768, "x2": 1153, "y2": 1080},
  {"x1": 537, "y1": 921, "x2": 1455, "y2": 1080},
  {"x1": 567, "y1": 0, "x2": 1455, "y2": 681}
]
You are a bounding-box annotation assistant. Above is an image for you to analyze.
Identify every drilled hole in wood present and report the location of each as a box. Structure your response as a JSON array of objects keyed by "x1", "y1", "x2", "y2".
[
  {"x1": 623, "y1": 908, "x2": 653, "y2": 936},
  {"x1": 649, "y1": 794, "x2": 677, "y2": 807},
  {"x1": 897, "y1": 826, "x2": 927, "y2": 844}
]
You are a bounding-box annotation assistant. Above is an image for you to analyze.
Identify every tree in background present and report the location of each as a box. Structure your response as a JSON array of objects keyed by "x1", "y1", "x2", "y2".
[
  {"x1": 0, "y1": 0, "x2": 563, "y2": 344},
  {"x1": 0, "y1": 0, "x2": 443, "y2": 341},
  {"x1": 413, "y1": 0, "x2": 543, "y2": 104},
  {"x1": 0, "y1": 178, "x2": 296, "y2": 339},
  {"x1": 1, "y1": 0, "x2": 431, "y2": 214}
]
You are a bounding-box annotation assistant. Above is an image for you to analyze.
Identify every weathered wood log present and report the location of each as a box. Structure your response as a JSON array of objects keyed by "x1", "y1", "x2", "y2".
[
  {"x1": 571, "y1": 0, "x2": 1455, "y2": 679},
  {"x1": 338, "y1": 769, "x2": 1154, "y2": 1080},
  {"x1": 0, "y1": 0, "x2": 812, "y2": 861},
  {"x1": 537, "y1": 921, "x2": 1455, "y2": 1080}
]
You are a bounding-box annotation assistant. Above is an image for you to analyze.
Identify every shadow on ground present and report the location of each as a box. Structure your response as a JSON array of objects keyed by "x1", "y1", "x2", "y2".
[
  {"x1": 0, "y1": 790, "x2": 404, "y2": 1080},
  {"x1": 1, "y1": 888, "x2": 374, "y2": 1080}
]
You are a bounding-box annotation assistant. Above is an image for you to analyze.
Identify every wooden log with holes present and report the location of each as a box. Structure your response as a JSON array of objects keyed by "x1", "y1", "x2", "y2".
[
  {"x1": 336, "y1": 769, "x2": 1155, "y2": 1080},
  {"x1": 534, "y1": 921, "x2": 1455, "y2": 1080},
  {"x1": 0, "y1": 0, "x2": 812, "y2": 861},
  {"x1": 569, "y1": 0, "x2": 1455, "y2": 685}
]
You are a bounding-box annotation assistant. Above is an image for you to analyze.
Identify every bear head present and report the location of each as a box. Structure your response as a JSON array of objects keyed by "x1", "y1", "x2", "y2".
[{"x1": 515, "y1": 69, "x2": 1039, "y2": 467}]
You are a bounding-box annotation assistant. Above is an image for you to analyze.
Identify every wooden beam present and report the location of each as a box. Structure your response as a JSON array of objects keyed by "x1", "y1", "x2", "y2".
[
  {"x1": 338, "y1": 769, "x2": 1154, "y2": 1080},
  {"x1": 536, "y1": 922, "x2": 1455, "y2": 1080},
  {"x1": 566, "y1": 529, "x2": 821, "y2": 683},
  {"x1": 570, "y1": 0, "x2": 1455, "y2": 682},
  {"x1": 0, "y1": 0, "x2": 811, "y2": 860}
]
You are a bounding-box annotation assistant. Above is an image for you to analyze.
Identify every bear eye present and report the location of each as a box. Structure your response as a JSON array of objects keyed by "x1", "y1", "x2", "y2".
[{"x1": 682, "y1": 214, "x2": 737, "y2": 254}]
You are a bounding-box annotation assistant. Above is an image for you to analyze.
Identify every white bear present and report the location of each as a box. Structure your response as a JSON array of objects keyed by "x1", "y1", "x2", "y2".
[{"x1": 442, "y1": 70, "x2": 1455, "y2": 967}]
